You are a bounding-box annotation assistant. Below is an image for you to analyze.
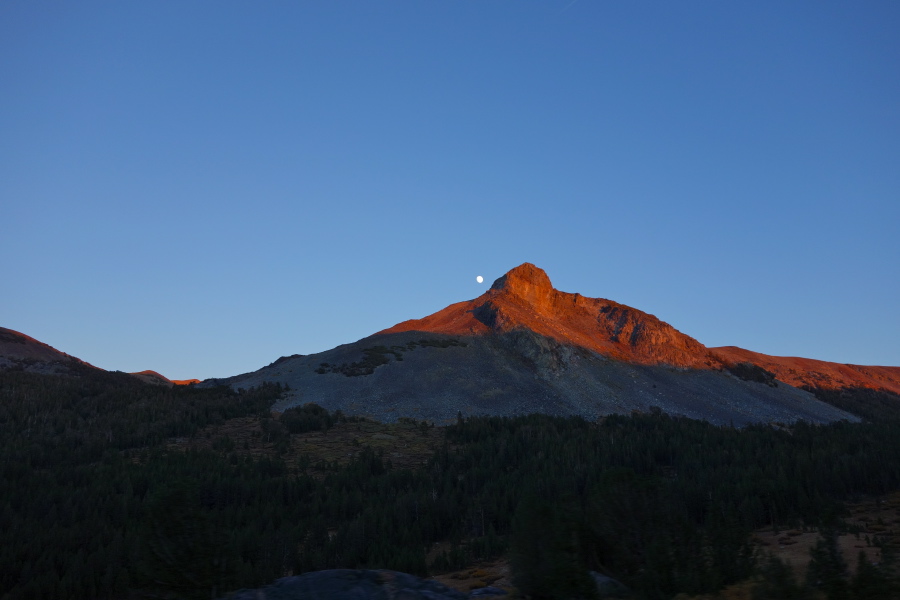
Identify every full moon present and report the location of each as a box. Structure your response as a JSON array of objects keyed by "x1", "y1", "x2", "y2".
[{"x1": 476, "y1": 275, "x2": 484, "y2": 283}]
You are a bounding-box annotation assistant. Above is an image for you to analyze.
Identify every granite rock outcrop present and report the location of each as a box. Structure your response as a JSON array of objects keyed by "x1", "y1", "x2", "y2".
[
  {"x1": 219, "y1": 569, "x2": 506, "y2": 600},
  {"x1": 384, "y1": 263, "x2": 722, "y2": 370}
]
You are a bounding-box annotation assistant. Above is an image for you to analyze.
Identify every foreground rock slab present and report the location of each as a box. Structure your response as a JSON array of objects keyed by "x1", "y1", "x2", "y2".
[{"x1": 220, "y1": 569, "x2": 508, "y2": 600}]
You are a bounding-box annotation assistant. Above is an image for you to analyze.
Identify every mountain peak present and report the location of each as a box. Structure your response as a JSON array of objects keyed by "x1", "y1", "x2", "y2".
[
  {"x1": 490, "y1": 263, "x2": 554, "y2": 308},
  {"x1": 491, "y1": 262, "x2": 553, "y2": 290},
  {"x1": 382, "y1": 262, "x2": 719, "y2": 368}
]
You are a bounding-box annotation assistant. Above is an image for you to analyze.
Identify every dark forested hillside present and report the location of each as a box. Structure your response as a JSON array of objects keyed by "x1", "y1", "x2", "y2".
[{"x1": 2, "y1": 370, "x2": 900, "y2": 599}]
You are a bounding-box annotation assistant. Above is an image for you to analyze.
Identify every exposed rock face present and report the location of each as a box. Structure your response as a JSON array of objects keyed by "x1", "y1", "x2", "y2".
[
  {"x1": 589, "y1": 571, "x2": 631, "y2": 598},
  {"x1": 381, "y1": 263, "x2": 900, "y2": 395},
  {"x1": 489, "y1": 262, "x2": 555, "y2": 311},
  {"x1": 712, "y1": 346, "x2": 900, "y2": 396},
  {"x1": 386, "y1": 263, "x2": 721, "y2": 369},
  {"x1": 220, "y1": 568, "x2": 635, "y2": 599},
  {"x1": 212, "y1": 328, "x2": 857, "y2": 427},
  {"x1": 0, "y1": 327, "x2": 99, "y2": 375},
  {"x1": 219, "y1": 569, "x2": 504, "y2": 600},
  {"x1": 199, "y1": 263, "x2": 898, "y2": 425}
]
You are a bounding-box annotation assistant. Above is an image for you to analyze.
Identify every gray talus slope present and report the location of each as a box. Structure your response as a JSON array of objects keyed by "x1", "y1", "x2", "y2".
[{"x1": 205, "y1": 330, "x2": 857, "y2": 426}]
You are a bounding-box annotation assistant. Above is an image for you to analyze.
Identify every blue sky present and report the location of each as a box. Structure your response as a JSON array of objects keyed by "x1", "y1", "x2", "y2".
[{"x1": 2, "y1": 1, "x2": 898, "y2": 380}]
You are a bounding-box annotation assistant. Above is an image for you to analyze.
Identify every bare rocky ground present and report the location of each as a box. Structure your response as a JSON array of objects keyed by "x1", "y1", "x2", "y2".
[
  {"x1": 204, "y1": 330, "x2": 858, "y2": 428},
  {"x1": 219, "y1": 568, "x2": 508, "y2": 600},
  {"x1": 429, "y1": 558, "x2": 513, "y2": 595}
]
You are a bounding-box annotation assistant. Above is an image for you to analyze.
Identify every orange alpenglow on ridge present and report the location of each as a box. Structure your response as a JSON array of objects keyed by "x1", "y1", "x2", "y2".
[
  {"x1": 382, "y1": 263, "x2": 900, "y2": 394},
  {"x1": 129, "y1": 370, "x2": 173, "y2": 386},
  {"x1": 710, "y1": 346, "x2": 900, "y2": 395},
  {"x1": 381, "y1": 263, "x2": 723, "y2": 369},
  {"x1": 129, "y1": 370, "x2": 200, "y2": 386}
]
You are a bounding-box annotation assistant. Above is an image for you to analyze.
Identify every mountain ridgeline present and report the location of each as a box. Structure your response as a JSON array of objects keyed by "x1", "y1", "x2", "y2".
[{"x1": 206, "y1": 263, "x2": 900, "y2": 426}]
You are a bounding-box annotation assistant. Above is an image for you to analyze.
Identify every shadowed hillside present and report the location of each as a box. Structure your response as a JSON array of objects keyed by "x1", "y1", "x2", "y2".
[
  {"x1": 5, "y1": 368, "x2": 900, "y2": 600},
  {"x1": 0, "y1": 326, "x2": 99, "y2": 375}
]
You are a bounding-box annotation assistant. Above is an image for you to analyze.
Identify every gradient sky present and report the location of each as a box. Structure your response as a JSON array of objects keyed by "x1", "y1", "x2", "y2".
[{"x1": 2, "y1": 1, "x2": 898, "y2": 380}]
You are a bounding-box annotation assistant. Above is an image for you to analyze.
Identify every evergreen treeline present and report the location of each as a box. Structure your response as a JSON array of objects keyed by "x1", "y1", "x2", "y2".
[
  {"x1": 805, "y1": 385, "x2": 900, "y2": 424},
  {"x1": 2, "y1": 370, "x2": 900, "y2": 599}
]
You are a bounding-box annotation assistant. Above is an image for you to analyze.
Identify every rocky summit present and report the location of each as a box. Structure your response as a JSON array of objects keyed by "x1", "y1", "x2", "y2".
[
  {"x1": 207, "y1": 263, "x2": 900, "y2": 426},
  {"x1": 383, "y1": 262, "x2": 720, "y2": 369}
]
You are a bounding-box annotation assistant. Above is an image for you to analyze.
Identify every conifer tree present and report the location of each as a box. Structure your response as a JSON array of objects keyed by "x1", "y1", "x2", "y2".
[
  {"x1": 137, "y1": 480, "x2": 232, "y2": 600},
  {"x1": 509, "y1": 493, "x2": 597, "y2": 600},
  {"x1": 806, "y1": 529, "x2": 849, "y2": 600},
  {"x1": 850, "y1": 550, "x2": 891, "y2": 600},
  {"x1": 752, "y1": 554, "x2": 808, "y2": 600}
]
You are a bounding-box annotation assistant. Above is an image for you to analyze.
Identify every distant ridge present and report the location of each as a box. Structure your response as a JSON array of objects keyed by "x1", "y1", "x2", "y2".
[
  {"x1": 711, "y1": 346, "x2": 900, "y2": 396},
  {"x1": 6, "y1": 263, "x2": 898, "y2": 425},
  {"x1": 0, "y1": 326, "x2": 199, "y2": 385},
  {"x1": 0, "y1": 327, "x2": 99, "y2": 374},
  {"x1": 129, "y1": 369, "x2": 201, "y2": 387}
]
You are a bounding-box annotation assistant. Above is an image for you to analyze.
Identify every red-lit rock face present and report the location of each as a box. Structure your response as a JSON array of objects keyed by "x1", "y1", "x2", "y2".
[
  {"x1": 129, "y1": 370, "x2": 174, "y2": 386},
  {"x1": 130, "y1": 369, "x2": 200, "y2": 386},
  {"x1": 381, "y1": 263, "x2": 900, "y2": 394},
  {"x1": 711, "y1": 346, "x2": 900, "y2": 395},
  {"x1": 382, "y1": 263, "x2": 721, "y2": 369},
  {"x1": 489, "y1": 262, "x2": 556, "y2": 313}
]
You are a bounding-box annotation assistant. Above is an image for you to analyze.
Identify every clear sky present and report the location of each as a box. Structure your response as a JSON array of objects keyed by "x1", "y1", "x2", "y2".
[{"x1": 2, "y1": 1, "x2": 898, "y2": 380}]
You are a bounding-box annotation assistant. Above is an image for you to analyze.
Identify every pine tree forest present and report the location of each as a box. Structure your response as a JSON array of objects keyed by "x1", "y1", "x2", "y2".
[{"x1": 3, "y1": 369, "x2": 900, "y2": 599}]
